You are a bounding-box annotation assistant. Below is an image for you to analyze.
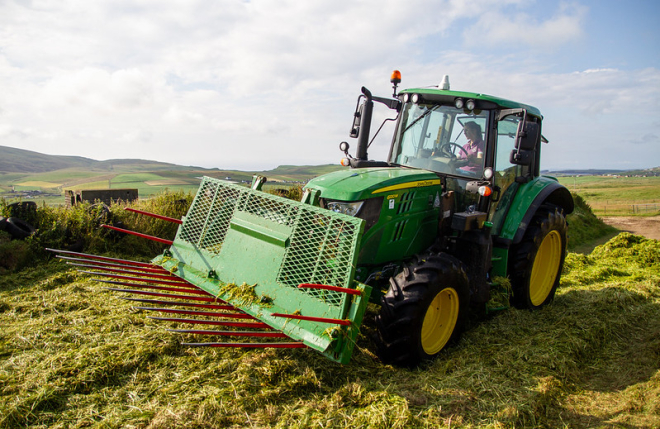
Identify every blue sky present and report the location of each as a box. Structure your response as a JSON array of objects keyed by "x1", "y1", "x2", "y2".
[{"x1": 1, "y1": 0, "x2": 658, "y2": 171}]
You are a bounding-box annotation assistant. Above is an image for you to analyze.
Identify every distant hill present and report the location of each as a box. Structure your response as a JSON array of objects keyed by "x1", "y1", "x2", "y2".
[
  {"x1": 0, "y1": 145, "x2": 345, "y2": 202},
  {"x1": 623, "y1": 166, "x2": 660, "y2": 176},
  {"x1": 544, "y1": 167, "x2": 660, "y2": 177},
  {"x1": 543, "y1": 169, "x2": 625, "y2": 176},
  {"x1": 0, "y1": 145, "x2": 199, "y2": 173}
]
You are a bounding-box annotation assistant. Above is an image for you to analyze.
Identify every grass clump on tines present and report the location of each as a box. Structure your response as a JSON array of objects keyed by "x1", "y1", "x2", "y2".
[{"x1": 1, "y1": 231, "x2": 658, "y2": 428}]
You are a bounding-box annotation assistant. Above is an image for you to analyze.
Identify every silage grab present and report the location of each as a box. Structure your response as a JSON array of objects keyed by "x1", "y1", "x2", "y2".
[{"x1": 56, "y1": 176, "x2": 372, "y2": 364}]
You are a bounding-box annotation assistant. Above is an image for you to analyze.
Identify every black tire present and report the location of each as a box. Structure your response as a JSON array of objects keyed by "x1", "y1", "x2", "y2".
[
  {"x1": 375, "y1": 252, "x2": 470, "y2": 367},
  {"x1": 509, "y1": 205, "x2": 567, "y2": 309},
  {"x1": 5, "y1": 217, "x2": 36, "y2": 240},
  {"x1": 88, "y1": 203, "x2": 111, "y2": 225}
]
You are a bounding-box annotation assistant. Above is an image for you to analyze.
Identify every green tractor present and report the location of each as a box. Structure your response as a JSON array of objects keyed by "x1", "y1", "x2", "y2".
[
  {"x1": 305, "y1": 72, "x2": 574, "y2": 365},
  {"x1": 52, "y1": 72, "x2": 573, "y2": 367}
]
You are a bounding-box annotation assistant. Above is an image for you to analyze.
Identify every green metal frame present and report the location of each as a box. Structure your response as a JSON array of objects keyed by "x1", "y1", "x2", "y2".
[{"x1": 154, "y1": 177, "x2": 372, "y2": 364}]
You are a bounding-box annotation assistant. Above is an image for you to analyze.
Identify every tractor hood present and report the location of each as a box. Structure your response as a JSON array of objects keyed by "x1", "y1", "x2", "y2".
[{"x1": 306, "y1": 167, "x2": 441, "y2": 201}]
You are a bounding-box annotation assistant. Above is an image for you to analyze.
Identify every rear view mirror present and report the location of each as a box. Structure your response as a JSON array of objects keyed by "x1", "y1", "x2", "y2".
[
  {"x1": 518, "y1": 121, "x2": 540, "y2": 150},
  {"x1": 510, "y1": 121, "x2": 539, "y2": 166},
  {"x1": 350, "y1": 103, "x2": 363, "y2": 138},
  {"x1": 509, "y1": 149, "x2": 534, "y2": 165}
]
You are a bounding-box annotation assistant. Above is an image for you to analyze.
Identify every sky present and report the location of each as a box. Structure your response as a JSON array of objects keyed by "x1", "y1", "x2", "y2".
[{"x1": 1, "y1": 0, "x2": 659, "y2": 171}]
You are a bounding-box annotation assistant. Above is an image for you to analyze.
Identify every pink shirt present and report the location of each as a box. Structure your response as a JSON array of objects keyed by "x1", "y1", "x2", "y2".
[{"x1": 459, "y1": 139, "x2": 485, "y2": 172}]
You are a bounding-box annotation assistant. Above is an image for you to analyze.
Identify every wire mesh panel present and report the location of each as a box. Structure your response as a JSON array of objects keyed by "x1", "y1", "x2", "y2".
[
  {"x1": 173, "y1": 177, "x2": 363, "y2": 307},
  {"x1": 277, "y1": 210, "x2": 361, "y2": 306},
  {"x1": 160, "y1": 177, "x2": 369, "y2": 362},
  {"x1": 177, "y1": 178, "x2": 241, "y2": 252}
]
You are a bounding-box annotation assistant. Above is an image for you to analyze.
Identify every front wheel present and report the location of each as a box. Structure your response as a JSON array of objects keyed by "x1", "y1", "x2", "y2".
[
  {"x1": 509, "y1": 205, "x2": 567, "y2": 309},
  {"x1": 375, "y1": 252, "x2": 470, "y2": 367}
]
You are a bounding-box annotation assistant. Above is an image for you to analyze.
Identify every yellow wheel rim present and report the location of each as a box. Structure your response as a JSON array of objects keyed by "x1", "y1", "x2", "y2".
[
  {"x1": 529, "y1": 230, "x2": 562, "y2": 306},
  {"x1": 421, "y1": 287, "x2": 460, "y2": 355}
]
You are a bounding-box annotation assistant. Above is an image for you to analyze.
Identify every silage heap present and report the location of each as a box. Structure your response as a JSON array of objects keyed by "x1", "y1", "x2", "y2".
[{"x1": 1, "y1": 228, "x2": 658, "y2": 428}]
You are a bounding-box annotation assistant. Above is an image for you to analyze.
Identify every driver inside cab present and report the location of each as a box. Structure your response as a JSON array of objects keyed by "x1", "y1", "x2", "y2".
[{"x1": 459, "y1": 121, "x2": 485, "y2": 174}]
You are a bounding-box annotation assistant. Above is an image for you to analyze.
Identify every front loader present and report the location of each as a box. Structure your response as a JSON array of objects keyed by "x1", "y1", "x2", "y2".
[{"x1": 51, "y1": 71, "x2": 573, "y2": 367}]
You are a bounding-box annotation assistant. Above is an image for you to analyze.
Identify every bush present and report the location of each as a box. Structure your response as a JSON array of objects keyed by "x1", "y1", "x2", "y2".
[
  {"x1": 0, "y1": 190, "x2": 193, "y2": 272},
  {"x1": 0, "y1": 231, "x2": 31, "y2": 272}
]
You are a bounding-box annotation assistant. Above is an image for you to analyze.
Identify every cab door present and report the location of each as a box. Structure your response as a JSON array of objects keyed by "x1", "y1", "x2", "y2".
[{"x1": 489, "y1": 114, "x2": 524, "y2": 235}]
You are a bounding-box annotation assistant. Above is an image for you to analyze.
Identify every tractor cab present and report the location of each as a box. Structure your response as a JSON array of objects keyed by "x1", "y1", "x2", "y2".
[
  {"x1": 336, "y1": 74, "x2": 547, "y2": 239},
  {"x1": 389, "y1": 96, "x2": 490, "y2": 179}
]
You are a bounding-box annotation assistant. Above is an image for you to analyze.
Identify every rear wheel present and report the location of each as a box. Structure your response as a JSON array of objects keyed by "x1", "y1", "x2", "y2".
[
  {"x1": 510, "y1": 205, "x2": 567, "y2": 309},
  {"x1": 375, "y1": 252, "x2": 470, "y2": 367}
]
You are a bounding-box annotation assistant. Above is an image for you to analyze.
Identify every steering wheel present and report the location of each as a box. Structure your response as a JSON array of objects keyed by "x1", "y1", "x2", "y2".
[
  {"x1": 445, "y1": 142, "x2": 469, "y2": 159},
  {"x1": 438, "y1": 142, "x2": 470, "y2": 168}
]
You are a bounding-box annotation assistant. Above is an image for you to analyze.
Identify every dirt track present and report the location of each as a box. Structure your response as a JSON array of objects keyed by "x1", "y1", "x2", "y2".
[{"x1": 601, "y1": 216, "x2": 660, "y2": 241}]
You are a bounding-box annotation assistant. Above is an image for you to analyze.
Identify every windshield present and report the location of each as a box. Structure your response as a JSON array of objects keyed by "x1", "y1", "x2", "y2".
[{"x1": 389, "y1": 102, "x2": 489, "y2": 178}]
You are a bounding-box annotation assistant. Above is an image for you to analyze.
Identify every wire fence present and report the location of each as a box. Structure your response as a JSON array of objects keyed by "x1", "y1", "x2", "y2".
[
  {"x1": 589, "y1": 200, "x2": 660, "y2": 216},
  {"x1": 631, "y1": 203, "x2": 660, "y2": 214}
]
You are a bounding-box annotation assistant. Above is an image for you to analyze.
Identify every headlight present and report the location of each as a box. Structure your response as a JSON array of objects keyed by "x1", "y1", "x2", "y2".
[{"x1": 325, "y1": 200, "x2": 364, "y2": 217}]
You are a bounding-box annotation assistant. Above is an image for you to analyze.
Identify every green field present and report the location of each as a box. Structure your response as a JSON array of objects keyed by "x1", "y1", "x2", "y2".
[
  {"x1": 0, "y1": 164, "x2": 341, "y2": 206},
  {"x1": 3, "y1": 152, "x2": 660, "y2": 218},
  {"x1": 557, "y1": 175, "x2": 660, "y2": 216}
]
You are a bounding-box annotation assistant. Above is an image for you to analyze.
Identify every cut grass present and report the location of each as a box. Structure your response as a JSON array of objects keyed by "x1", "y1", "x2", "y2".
[
  {"x1": 566, "y1": 194, "x2": 618, "y2": 252},
  {"x1": 1, "y1": 233, "x2": 658, "y2": 428}
]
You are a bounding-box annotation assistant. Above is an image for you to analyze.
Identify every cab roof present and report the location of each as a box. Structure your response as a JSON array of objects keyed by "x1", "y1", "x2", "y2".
[{"x1": 400, "y1": 87, "x2": 542, "y2": 118}]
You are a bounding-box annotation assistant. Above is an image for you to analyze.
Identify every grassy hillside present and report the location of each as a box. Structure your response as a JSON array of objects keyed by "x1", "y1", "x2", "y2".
[
  {"x1": 0, "y1": 145, "x2": 98, "y2": 173},
  {"x1": 0, "y1": 210, "x2": 658, "y2": 428},
  {"x1": 3, "y1": 144, "x2": 657, "y2": 217},
  {"x1": 0, "y1": 145, "x2": 196, "y2": 174},
  {"x1": 0, "y1": 145, "x2": 346, "y2": 205},
  {"x1": 260, "y1": 164, "x2": 345, "y2": 181},
  {"x1": 565, "y1": 194, "x2": 618, "y2": 252}
]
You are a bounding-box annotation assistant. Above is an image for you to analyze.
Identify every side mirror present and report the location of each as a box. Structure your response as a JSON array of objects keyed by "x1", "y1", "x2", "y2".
[
  {"x1": 510, "y1": 121, "x2": 539, "y2": 166},
  {"x1": 350, "y1": 104, "x2": 363, "y2": 138},
  {"x1": 517, "y1": 121, "x2": 540, "y2": 151},
  {"x1": 509, "y1": 149, "x2": 534, "y2": 165}
]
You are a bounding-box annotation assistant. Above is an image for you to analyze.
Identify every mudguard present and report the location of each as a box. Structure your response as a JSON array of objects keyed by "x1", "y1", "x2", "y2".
[{"x1": 495, "y1": 176, "x2": 574, "y2": 246}]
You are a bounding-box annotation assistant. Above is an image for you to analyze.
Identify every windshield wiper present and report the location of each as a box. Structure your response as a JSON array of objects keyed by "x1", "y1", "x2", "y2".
[{"x1": 403, "y1": 105, "x2": 440, "y2": 133}]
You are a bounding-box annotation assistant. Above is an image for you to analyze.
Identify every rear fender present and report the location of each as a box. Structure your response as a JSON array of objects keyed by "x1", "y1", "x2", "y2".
[{"x1": 496, "y1": 176, "x2": 573, "y2": 247}]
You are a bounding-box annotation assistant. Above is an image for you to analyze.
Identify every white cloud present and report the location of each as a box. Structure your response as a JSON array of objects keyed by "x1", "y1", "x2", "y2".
[
  {"x1": 0, "y1": 123, "x2": 31, "y2": 139},
  {"x1": 0, "y1": 0, "x2": 658, "y2": 171},
  {"x1": 40, "y1": 68, "x2": 157, "y2": 112},
  {"x1": 464, "y1": 1, "x2": 586, "y2": 48}
]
